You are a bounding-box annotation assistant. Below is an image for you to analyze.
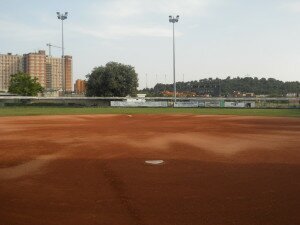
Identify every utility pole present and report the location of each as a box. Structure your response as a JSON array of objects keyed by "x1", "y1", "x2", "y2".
[
  {"x1": 165, "y1": 74, "x2": 167, "y2": 91},
  {"x1": 219, "y1": 79, "x2": 221, "y2": 97},
  {"x1": 146, "y1": 74, "x2": 148, "y2": 89}
]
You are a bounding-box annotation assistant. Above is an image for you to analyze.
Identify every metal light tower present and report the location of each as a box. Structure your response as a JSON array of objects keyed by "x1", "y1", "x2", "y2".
[
  {"x1": 56, "y1": 12, "x2": 68, "y2": 94},
  {"x1": 169, "y1": 15, "x2": 179, "y2": 102}
]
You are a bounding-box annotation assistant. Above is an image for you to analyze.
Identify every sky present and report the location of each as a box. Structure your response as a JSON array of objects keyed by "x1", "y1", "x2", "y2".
[{"x1": 1, "y1": 0, "x2": 300, "y2": 89}]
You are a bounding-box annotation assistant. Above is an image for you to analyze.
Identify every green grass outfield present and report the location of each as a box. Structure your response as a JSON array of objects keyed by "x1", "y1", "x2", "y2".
[{"x1": 0, "y1": 107, "x2": 299, "y2": 117}]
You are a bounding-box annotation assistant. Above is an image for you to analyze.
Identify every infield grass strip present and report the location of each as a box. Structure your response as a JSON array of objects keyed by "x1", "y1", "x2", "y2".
[{"x1": 0, "y1": 107, "x2": 299, "y2": 117}]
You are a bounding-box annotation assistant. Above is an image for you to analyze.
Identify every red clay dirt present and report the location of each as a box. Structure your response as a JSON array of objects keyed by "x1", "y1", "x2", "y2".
[{"x1": 0, "y1": 114, "x2": 300, "y2": 225}]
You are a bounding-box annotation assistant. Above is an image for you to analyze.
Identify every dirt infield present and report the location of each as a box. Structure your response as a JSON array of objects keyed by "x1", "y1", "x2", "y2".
[{"x1": 0, "y1": 114, "x2": 300, "y2": 225}]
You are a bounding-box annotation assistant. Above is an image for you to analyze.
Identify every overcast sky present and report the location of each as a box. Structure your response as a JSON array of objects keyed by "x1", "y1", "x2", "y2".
[{"x1": 1, "y1": 0, "x2": 300, "y2": 88}]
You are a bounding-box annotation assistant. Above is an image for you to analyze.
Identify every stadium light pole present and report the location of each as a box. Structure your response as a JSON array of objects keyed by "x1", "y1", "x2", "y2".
[
  {"x1": 169, "y1": 15, "x2": 179, "y2": 103},
  {"x1": 57, "y1": 12, "x2": 68, "y2": 94}
]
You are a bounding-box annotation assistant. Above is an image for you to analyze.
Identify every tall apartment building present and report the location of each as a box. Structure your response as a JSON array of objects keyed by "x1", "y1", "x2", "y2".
[
  {"x1": 46, "y1": 57, "x2": 62, "y2": 90},
  {"x1": 0, "y1": 53, "x2": 24, "y2": 92},
  {"x1": 45, "y1": 55, "x2": 72, "y2": 92},
  {"x1": 24, "y1": 50, "x2": 47, "y2": 87},
  {"x1": 0, "y1": 50, "x2": 72, "y2": 92},
  {"x1": 74, "y1": 79, "x2": 86, "y2": 94},
  {"x1": 64, "y1": 56, "x2": 73, "y2": 92}
]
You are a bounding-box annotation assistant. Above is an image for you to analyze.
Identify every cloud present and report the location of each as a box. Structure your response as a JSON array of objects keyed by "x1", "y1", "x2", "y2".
[
  {"x1": 280, "y1": 1, "x2": 300, "y2": 13},
  {"x1": 70, "y1": 24, "x2": 182, "y2": 39},
  {"x1": 0, "y1": 19, "x2": 56, "y2": 41},
  {"x1": 92, "y1": 0, "x2": 221, "y2": 19},
  {"x1": 69, "y1": 0, "x2": 221, "y2": 40},
  {"x1": 0, "y1": 0, "x2": 221, "y2": 42},
  {"x1": 95, "y1": 1, "x2": 144, "y2": 18}
]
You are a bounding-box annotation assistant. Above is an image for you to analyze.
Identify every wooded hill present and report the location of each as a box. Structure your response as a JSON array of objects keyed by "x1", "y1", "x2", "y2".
[{"x1": 141, "y1": 77, "x2": 300, "y2": 97}]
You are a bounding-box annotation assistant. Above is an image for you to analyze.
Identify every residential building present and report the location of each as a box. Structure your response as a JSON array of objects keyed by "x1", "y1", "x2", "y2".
[
  {"x1": 24, "y1": 50, "x2": 47, "y2": 87},
  {"x1": 287, "y1": 93, "x2": 298, "y2": 97},
  {"x1": 46, "y1": 57, "x2": 62, "y2": 90},
  {"x1": 74, "y1": 79, "x2": 86, "y2": 94},
  {"x1": 64, "y1": 56, "x2": 73, "y2": 92},
  {"x1": 0, "y1": 50, "x2": 72, "y2": 92},
  {"x1": 0, "y1": 53, "x2": 24, "y2": 92}
]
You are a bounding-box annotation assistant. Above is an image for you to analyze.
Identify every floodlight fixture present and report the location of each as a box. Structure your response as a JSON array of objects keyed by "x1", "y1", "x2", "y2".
[{"x1": 57, "y1": 12, "x2": 68, "y2": 20}]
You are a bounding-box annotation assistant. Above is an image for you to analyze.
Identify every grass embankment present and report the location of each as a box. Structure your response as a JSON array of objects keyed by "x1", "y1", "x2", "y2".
[{"x1": 0, "y1": 107, "x2": 299, "y2": 117}]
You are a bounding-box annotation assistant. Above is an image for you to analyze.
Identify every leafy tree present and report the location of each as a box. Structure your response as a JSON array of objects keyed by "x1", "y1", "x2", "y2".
[
  {"x1": 86, "y1": 62, "x2": 139, "y2": 97},
  {"x1": 8, "y1": 72, "x2": 43, "y2": 96}
]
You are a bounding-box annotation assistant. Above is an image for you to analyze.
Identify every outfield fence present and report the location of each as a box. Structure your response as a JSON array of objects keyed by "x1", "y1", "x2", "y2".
[{"x1": 0, "y1": 96, "x2": 299, "y2": 108}]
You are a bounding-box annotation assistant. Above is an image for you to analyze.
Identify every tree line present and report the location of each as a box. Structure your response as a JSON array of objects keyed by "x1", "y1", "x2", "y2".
[
  {"x1": 142, "y1": 77, "x2": 300, "y2": 97},
  {"x1": 7, "y1": 65, "x2": 299, "y2": 97}
]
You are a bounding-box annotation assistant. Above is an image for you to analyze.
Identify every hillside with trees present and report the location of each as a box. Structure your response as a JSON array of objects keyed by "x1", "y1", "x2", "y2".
[{"x1": 141, "y1": 77, "x2": 300, "y2": 97}]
